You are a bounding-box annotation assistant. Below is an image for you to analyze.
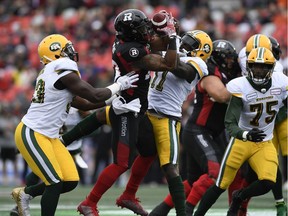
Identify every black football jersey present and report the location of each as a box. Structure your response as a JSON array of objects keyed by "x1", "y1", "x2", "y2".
[
  {"x1": 112, "y1": 39, "x2": 151, "y2": 113},
  {"x1": 185, "y1": 61, "x2": 230, "y2": 135}
]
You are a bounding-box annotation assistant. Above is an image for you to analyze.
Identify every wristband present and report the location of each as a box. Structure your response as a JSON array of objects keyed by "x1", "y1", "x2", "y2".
[
  {"x1": 168, "y1": 37, "x2": 177, "y2": 50},
  {"x1": 106, "y1": 83, "x2": 121, "y2": 96},
  {"x1": 242, "y1": 131, "x2": 249, "y2": 141}
]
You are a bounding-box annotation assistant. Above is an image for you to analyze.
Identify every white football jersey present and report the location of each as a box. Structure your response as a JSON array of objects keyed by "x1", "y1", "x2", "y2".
[
  {"x1": 239, "y1": 47, "x2": 283, "y2": 76},
  {"x1": 22, "y1": 57, "x2": 80, "y2": 138},
  {"x1": 227, "y1": 72, "x2": 288, "y2": 140},
  {"x1": 148, "y1": 56, "x2": 208, "y2": 118}
]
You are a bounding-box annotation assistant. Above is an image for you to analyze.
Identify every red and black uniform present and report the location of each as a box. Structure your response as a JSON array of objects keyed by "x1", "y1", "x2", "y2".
[
  {"x1": 182, "y1": 61, "x2": 230, "y2": 184},
  {"x1": 110, "y1": 39, "x2": 152, "y2": 167},
  {"x1": 112, "y1": 39, "x2": 151, "y2": 113}
]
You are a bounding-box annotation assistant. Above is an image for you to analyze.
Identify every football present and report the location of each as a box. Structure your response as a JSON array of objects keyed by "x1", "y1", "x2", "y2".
[{"x1": 151, "y1": 12, "x2": 167, "y2": 30}]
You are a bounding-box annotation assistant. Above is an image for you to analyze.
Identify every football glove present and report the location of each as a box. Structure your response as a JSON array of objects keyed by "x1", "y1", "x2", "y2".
[
  {"x1": 116, "y1": 71, "x2": 139, "y2": 91},
  {"x1": 242, "y1": 128, "x2": 266, "y2": 142}
]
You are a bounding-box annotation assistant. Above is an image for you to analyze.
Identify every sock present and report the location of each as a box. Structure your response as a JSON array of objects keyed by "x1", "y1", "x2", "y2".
[
  {"x1": 272, "y1": 167, "x2": 284, "y2": 200},
  {"x1": 123, "y1": 155, "x2": 155, "y2": 197},
  {"x1": 167, "y1": 176, "x2": 185, "y2": 216},
  {"x1": 239, "y1": 176, "x2": 250, "y2": 210},
  {"x1": 240, "y1": 180, "x2": 274, "y2": 200},
  {"x1": 187, "y1": 174, "x2": 214, "y2": 206},
  {"x1": 194, "y1": 185, "x2": 224, "y2": 216},
  {"x1": 88, "y1": 164, "x2": 127, "y2": 204},
  {"x1": 41, "y1": 182, "x2": 63, "y2": 216},
  {"x1": 228, "y1": 170, "x2": 244, "y2": 204},
  {"x1": 164, "y1": 192, "x2": 174, "y2": 207},
  {"x1": 163, "y1": 179, "x2": 191, "y2": 208},
  {"x1": 62, "y1": 111, "x2": 103, "y2": 146}
]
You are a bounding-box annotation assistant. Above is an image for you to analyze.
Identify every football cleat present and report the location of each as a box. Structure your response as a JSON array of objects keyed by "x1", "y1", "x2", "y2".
[
  {"x1": 275, "y1": 201, "x2": 287, "y2": 216},
  {"x1": 148, "y1": 201, "x2": 171, "y2": 216},
  {"x1": 11, "y1": 187, "x2": 33, "y2": 216},
  {"x1": 227, "y1": 189, "x2": 244, "y2": 216},
  {"x1": 77, "y1": 199, "x2": 99, "y2": 216},
  {"x1": 10, "y1": 206, "x2": 19, "y2": 216},
  {"x1": 116, "y1": 194, "x2": 148, "y2": 216}
]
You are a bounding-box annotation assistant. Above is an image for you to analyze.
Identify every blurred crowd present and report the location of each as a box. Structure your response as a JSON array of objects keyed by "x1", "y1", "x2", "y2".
[{"x1": 0, "y1": 0, "x2": 287, "y2": 185}]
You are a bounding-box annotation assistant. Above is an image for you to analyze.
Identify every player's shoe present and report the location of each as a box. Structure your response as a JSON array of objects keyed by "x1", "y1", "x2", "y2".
[
  {"x1": 77, "y1": 199, "x2": 99, "y2": 216},
  {"x1": 11, "y1": 187, "x2": 33, "y2": 216},
  {"x1": 10, "y1": 206, "x2": 19, "y2": 216},
  {"x1": 149, "y1": 201, "x2": 171, "y2": 216},
  {"x1": 227, "y1": 189, "x2": 244, "y2": 216},
  {"x1": 275, "y1": 201, "x2": 287, "y2": 216},
  {"x1": 116, "y1": 194, "x2": 148, "y2": 216}
]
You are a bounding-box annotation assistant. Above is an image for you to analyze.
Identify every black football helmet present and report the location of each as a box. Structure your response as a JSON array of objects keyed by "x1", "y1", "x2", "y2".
[
  {"x1": 269, "y1": 36, "x2": 282, "y2": 60},
  {"x1": 114, "y1": 9, "x2": 152, "y2": 43},
  {"x1": 209, "y1": 39, "x2": 239, "y2": 80}
]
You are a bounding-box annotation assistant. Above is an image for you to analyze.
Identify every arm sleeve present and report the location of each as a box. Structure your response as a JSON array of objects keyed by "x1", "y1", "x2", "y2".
[{"x1": 224, "y1": 95, "x2": 244, "y2": 139}]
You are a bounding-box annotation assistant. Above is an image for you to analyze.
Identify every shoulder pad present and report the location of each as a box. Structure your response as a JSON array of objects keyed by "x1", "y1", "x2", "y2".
[
  {"x1": 227, "y1": 77, "x2": 245, "y2": 98},
  {"x1": 54, "y1": 58, "x2": 79, "y2": 73},
  {"x1": 181, "y1": 56, "x2": 209, "y2": 78}
]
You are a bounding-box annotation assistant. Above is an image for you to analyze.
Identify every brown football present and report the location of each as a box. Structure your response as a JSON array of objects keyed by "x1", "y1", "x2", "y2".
[{"x1": 151, "y1": 12, "x2": 167, "y2": 30}]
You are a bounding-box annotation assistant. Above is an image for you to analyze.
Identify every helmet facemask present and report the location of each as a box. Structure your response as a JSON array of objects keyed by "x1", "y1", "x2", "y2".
[
  {"x1": 61, "y1": 42, "x2": 79, "y2": 62},
  {"x1": 180, "y1": 34, "x2": 200, "y2": 57},
  {"x1": 247, "y1": 62, "x2": 274, "y2": 85}
]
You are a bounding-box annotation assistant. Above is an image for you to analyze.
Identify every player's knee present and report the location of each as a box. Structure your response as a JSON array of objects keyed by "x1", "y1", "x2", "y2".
[
  {"x1": 62, "y1": 181, "x2": 78, "y2": 193},
  {"x1": 162, "y1": 163, "x2": 179, "y2": 179},
  {"x1": 259, "y1": 179, "x2": 275, "y2": 193}
]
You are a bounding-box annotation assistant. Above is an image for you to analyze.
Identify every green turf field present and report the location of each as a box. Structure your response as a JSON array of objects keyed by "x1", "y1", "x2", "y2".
[{"x1": 0, "y1": 184, "x2": 285, "y2": 215}]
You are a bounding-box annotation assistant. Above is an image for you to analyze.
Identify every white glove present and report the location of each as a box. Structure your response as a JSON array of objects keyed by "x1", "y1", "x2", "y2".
[{"x1": 116, "y1": 71, "x2": 139, "y2": 91}]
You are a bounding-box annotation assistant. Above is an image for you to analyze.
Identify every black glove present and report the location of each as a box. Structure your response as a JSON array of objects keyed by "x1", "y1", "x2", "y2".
[{"x1": 243, "y1": 128, "x2": 266, "y2": 142}]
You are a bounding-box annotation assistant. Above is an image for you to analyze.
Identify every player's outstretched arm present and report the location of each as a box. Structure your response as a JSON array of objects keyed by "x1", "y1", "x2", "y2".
[{"x1": 60, "y1": 71, "x2": 138, "y2": 103}]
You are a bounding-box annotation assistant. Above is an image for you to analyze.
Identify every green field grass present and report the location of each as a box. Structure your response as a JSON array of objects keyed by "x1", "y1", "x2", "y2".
[{"x1": 0, "y1": 184, "x2": 284, "y2": 216}]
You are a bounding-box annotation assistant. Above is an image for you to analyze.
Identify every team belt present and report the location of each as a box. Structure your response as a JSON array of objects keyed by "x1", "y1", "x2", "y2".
[{"x1": 147, "y1": 109, "x2": 181, "y2": 122}]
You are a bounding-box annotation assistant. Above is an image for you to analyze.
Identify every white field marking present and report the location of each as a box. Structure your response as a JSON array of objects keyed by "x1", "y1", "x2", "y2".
[{"x1": 0, "y1": 204, "x2": 276, "y2": 216}]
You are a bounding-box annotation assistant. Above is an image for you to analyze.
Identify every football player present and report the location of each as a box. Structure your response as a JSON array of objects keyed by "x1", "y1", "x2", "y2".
[
  {"x1": 149, "y1": 39, "x2": 242, "y2": 216},
  {"x1": 76, "y1": 9, "x2": 179, "y2": 216},
  {"x1": 115, "y1": 29, "x2": 212, "y2": 216},
  {"x1": 238, "y1": 34, "x2": 287, "y2": 216},
  {"x1": 194, "y1": 47, "x2": 288, "y2": 216},
  {"x1": 11, "y1": 33, "x2": 139, "y2": 216}
]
